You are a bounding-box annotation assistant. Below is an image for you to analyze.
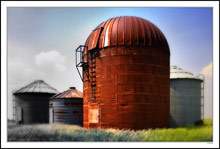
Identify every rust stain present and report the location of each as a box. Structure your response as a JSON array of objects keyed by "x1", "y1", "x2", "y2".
[
  {"x1": 64, "y1": 102, "x2": 82, "y2": 106},
  {"x1": 55, "y1": 110, "x2": 68, "y2": 114},
  {"x1": 57, "y1": 116, "x2": 65, "y2": 119}
]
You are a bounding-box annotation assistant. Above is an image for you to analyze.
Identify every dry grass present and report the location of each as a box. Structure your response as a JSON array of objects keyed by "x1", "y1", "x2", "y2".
[{"x1": 8, "y1": 119, "x2": 212, "y2": 142}]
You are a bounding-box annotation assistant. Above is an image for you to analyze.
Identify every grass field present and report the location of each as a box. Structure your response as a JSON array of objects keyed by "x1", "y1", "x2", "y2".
[{"x1": 8, "y1": 119, "x2": 212, "y2": 142}]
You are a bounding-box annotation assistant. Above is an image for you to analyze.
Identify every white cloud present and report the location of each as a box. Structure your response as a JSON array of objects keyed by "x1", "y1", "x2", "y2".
[
  {"x1": 35, "y1": 50, "x2": 66, "y2": 71},
  {"x1": 201, "y1": 62, "x2": 212, "y2": 77}
]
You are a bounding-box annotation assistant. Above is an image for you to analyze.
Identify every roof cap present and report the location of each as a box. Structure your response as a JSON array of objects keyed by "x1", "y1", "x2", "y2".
[
  {"x1": 51, "y1": 87, "x2": 83, "y2": 99},
  {"x1": 170, "y1": 66, "x2": 203, "y2": 80},
  {"x1": 14, "y1": 80, "x2": 59, "y2": 94}
]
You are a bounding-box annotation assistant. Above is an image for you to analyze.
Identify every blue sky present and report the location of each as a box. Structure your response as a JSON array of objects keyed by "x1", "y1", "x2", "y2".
[
  {"x1": 8, "y1": 8, "x2": 213, "y2": 73},
  {"x1": 7, "y1": 7, "x2": 213, "y2": 119}
]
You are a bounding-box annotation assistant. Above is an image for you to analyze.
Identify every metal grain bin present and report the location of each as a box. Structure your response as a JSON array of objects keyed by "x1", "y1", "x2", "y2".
[
  {"x1": 170, "y1": 66, "x2": 204, "y2": 127},
  {"x1": 49, "y1": 87, "x2": 83, "y2": 126},
  {"x1": 76, "y1": 16, "x2": 170, "y2": 130},
  {"x1": 13, "y1": 80, "x2": 59, "y2": 124}
]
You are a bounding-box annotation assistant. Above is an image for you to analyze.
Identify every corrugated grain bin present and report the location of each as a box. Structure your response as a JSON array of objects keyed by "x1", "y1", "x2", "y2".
[
  {"x1": 77, "y1": 16, "x2": 170, "y2": 130},
  {"x1": 49, "y1": 87, "x2": 83, "y2": 126},
  {"x1": 13, "y1": 80, "x2": 59, "y2": 124},
  {"x1": 170, "y1": 66, "x2": 204, "y2": 127}
]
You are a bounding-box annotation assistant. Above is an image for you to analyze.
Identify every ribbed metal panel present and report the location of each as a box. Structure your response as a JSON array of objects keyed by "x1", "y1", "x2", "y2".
[{"x1": 84, "y1": 16, "x2": 170, "y2": 55}]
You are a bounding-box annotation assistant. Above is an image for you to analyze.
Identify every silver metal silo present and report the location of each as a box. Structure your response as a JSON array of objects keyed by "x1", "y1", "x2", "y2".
[
  {"x1": 13, "y1": 80, "x2": 59, "y2": 124},
  {"x1": 170, "y1": 66, "x2": 204, "y2": 127}
]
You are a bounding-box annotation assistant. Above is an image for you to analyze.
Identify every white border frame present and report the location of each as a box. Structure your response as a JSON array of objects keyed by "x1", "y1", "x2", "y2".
[{"x1": 1, "y1": 1, "x2": 219, "y2": 148}]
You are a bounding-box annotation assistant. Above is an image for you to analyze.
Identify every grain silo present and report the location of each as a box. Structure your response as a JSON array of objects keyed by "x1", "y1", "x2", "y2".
[
  {"x1": 49, "y1": 87, "x2": 83, "y2": 126},
  {"x1": 13, "y1": 80, "x2": 59, "y2": 124},
  {"x1": 76, "y1": 16, "x2": 170, "y2": 130},
  {"x1": 170, "y1": 66, "x2": 204, "y2": 127}
]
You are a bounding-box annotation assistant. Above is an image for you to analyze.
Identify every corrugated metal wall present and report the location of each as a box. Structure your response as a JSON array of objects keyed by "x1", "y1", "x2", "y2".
[
  {"x1": 14, "y1": 93, "x2": 54, "y2": 124},
  {"x1": 49, "y1": 98, "x2": 83, "y2": 126},
  {"x1": 170, "y1": 79, "x2": 202, "y2": 127}
]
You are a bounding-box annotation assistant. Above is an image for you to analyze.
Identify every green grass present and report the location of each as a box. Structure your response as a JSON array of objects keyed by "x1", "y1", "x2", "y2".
[{"x1": 8, "y1": 119, "x2": 213, "y2": 142}]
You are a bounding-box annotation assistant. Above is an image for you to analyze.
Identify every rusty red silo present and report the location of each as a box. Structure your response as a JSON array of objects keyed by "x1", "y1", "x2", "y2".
[{"x1": 79, "y1": 16, "x2": 170, "y2": 130}]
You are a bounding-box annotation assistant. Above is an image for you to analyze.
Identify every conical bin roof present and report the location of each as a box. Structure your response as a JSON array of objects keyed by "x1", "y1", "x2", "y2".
[
  {"x1": 51, "y1": 87, "x2": 83, "y2": 99},
  {"x1": 170, "y1": 66, "x2": 202, "y2": 80},
  {"x1": 13, "y1": 80, "x2": 59, "y2": 94}
]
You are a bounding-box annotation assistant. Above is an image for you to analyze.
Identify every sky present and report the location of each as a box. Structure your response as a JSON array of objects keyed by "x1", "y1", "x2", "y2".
[{"x1": 7, "y1": 7, "x2": 213, "y2": 120}]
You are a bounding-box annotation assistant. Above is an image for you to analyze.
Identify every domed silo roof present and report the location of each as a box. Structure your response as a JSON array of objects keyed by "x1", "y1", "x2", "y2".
[
  {"x1": 13, "y1": 80, "x2": 59, "y2": 95},
  {"x1": 170, "y1": 66, "x2": 202, "y2": 80},
  {"x1": 84, "y1": 16, "x2": 170, "y2": 54},
  {"x1": 51, "y1": 87, "x2": 83, "y2": 99}
]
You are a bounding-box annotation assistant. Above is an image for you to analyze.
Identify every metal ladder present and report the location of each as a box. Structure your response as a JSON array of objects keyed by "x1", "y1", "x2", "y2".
[
  {"x1": 201, "y1": 78, "x2": 205, "y2": 120},
  {"x1": 13, "y1": 95, "x2": 16, "y2": 121},
  {"x1": 197, "y1": 74, "x2": 205, "y2": 120},
  {"x1": 90, "y1": 53, "x2": 96, "y2": 100},
  {"x1": 88, "y1": 51, "x2": 101, "y2": 128},
  {"x1": 75, "y1": 45, "x2": 100, "y2": 128}
]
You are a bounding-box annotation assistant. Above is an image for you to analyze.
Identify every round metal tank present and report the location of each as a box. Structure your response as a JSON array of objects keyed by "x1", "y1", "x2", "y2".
[
  {"x1": 13, "y1": 80, "x2": 59, "y2": 124},
  {"x1": 82, "y1": 16, "x2": 170, "y2": 130},
  {"x1": 49, "y1": 87, "x2": 83, "y2": 126},
  {"x1": 170, "y1": 66, "x2": 203, "y2": 127}
]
